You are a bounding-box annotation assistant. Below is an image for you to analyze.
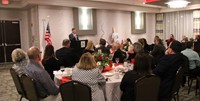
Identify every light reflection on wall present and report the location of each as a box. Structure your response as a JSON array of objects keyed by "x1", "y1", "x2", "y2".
[
  {"x1": 78, "y1": 8, "x2": 93, "y2": 30},
  {"x1": 135, "y1": 11, "x2": 144, "y2": 30}
]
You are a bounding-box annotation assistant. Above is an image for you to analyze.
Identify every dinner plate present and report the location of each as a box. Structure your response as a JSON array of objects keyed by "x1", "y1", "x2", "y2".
[{"x1": 104, "y1": 72, "x2": 114, "y2": 77}]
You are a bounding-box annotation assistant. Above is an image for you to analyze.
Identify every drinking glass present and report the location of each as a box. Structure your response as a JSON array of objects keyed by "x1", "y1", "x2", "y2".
[{"x1": 115, "y1": 58, "x2": 119, "y2": 64}]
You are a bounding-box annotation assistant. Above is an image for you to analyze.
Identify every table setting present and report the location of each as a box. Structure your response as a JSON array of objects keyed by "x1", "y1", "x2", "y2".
[{"x1": 53, "y1": 62, "x2": 134, "y2": 101}]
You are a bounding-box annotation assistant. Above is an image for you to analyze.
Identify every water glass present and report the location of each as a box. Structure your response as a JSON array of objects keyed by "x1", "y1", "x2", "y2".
[{"x1": 115, "y1": 58, "x2": 119, "y2": 64}]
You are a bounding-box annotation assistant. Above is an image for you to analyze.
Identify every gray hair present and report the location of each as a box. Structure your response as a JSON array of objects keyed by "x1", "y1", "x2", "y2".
[
  {"x1": 11, "y1": 48, "x2": 27, "y2": 63},
  {"x1": 133, "y1": 42, "x2": 143, "y2": 53}
]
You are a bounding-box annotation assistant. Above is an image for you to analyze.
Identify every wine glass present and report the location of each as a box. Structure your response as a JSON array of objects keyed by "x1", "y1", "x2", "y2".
[
  {"x1": 60, "y1": 66, "x2": 65, "y2": 74},
  {"x1": 115, "y1": 58, "x2": 119, "y2": 64}
]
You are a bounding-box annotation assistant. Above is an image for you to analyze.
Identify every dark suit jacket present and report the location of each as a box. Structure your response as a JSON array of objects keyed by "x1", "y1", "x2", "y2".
[
  {"x1": 55, "y1": 47, "x2": 78, "y2": 67},
  {"x1": 112, "y1": 49, "x2": 126, "y2": 63},
  {"x1": 95, "y1": 46, "x2": 110, "y2": 55},
  {"x1": 153, "y1": 53, "x2": 184, "y2": 100},
  {"x1": 69, "y1": 33, "x2": 79, "y2": 49},
  {"x1": 151, "y1": 44, "x2": 166, "y2": 65}
]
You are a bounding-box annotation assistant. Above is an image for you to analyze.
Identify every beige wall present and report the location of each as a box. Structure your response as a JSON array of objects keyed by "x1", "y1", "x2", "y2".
[
  {"x1": 0, "y1": 6, "x2": 156, "y2": 52},
  {"x1": 37, "y1": 6, "x2": 156, "y2": 51}
]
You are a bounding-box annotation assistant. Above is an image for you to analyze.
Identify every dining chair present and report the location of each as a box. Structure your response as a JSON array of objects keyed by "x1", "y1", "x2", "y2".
[
  {"x1": 183, "y1": 56, "x2": 198, "y2": 95},
  {"x1": 134, "y1": 74, "x2": 160, "y2": 101},
  {"x1": 59, "y1": 80, "x2": 92, "y2": 101},
  {"x1": 197, "y1": 76, "x2": 200, "y2": 101},
  {"x1": 171, "y1": 66, "x2": 186, "y2": 101},
  {"x1": 10, "y1": 68, "x2": 26, "y2": 101},
  {"x1": 20, "y1": 74, "x2": 40, "y2": 101}
]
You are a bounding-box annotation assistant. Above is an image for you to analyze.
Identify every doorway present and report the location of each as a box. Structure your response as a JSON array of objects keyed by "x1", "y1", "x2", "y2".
[{"x1": 0, "y1": 20, "x2": 21, "y2": 63}]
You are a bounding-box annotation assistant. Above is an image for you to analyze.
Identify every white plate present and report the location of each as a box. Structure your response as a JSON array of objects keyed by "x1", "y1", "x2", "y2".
[{"x1": 104, "y1": 73, "x2": 114, "y2": 77}]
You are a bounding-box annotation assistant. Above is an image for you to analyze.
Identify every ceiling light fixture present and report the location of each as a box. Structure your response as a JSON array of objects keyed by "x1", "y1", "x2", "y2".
[
  {"x1": 165, "y1": 0, "x2": 190, "y2": 8},
  {"x1": 2, "y1": 0, "x2": 9, "y2": 5}
]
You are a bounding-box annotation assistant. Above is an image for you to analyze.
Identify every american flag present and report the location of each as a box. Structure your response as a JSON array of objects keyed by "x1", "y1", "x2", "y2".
[{"x1": 45, "y1": 22, "x2": 52, "y2": 45}]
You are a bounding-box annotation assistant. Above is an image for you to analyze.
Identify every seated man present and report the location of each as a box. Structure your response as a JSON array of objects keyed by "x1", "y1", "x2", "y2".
[
  {"x1": 181, "y1": 41, "x2": 200, "y2": 77},
  {"x1": 153, "y1": 40, "x2": 184, "y2": 101},
  {"x1": 25, "y1": 46, "x2": 59, "y2": 101},
  {"x1": 56, "y1": 39, "x2": 79, "y2": 67}
]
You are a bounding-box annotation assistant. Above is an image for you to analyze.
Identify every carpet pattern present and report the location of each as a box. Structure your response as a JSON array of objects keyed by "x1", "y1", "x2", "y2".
[{"x1": 0, "y1": 64, "x2": 199, "y2": 101}]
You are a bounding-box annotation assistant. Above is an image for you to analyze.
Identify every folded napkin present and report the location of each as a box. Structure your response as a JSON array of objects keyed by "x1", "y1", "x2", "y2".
[
  {"x1": 102, "y1": 67, "x2": 114, "y2": 73},
  {"x1": 60, "y1": 77, "x2": 72, "y2": 83}
]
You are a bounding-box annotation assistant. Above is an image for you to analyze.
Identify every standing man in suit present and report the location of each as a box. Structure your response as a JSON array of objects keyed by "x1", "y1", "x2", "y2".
[{"x1": 69, "y1": 28, "x2": 79, "y2": 49}]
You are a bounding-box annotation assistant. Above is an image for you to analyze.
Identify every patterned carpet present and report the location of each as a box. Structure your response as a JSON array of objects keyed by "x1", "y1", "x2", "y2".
[{"x1": 0, "y1": 64, "x2": 199, "y2": 101}]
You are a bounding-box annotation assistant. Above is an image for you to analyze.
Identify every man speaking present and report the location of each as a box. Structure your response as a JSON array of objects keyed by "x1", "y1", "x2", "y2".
[{"x1": 69, "y1": 28, "x2": 79, "y2": 49}]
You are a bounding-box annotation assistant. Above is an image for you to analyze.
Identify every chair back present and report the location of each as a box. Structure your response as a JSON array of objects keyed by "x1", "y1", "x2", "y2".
[
  {"x1": 10, "y1": 68, "x2": 25, "y2": 97},
  {"x1": 134, "y1": 74, "x2": 160, "y2": 101},
  {"x1": 60, "y1": 80, "x2": 92, "y2": 101},
  {"x1": 20, "y1": 74, "x2": 39, "y2": 101},
  {"x1": 171, "y1": 66, "x2": 186, "y2": 95}
]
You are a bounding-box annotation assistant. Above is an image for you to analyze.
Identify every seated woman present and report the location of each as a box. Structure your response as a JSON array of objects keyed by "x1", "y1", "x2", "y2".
[
  {"x1": 11, "y1": 48, "x2": 28, "y2": 76},
  {"x1": 83, "y1": 40, "x2": 95, "y2": 54},
  {"x1": 112, "y1": 42, "x2": 127, "y2": 63},
  {"x1": 126, "y1": 44, "x2": 136, "y2": 62},
  {"x1": 72, "y1": 52, "x2": 106, "y2": 101},
  {"x1": 120, "y1": 53, "x2": 152, "y2": 101},
  {"x1": 42, "y1": 45, "x2": 61, "y2": 80}
]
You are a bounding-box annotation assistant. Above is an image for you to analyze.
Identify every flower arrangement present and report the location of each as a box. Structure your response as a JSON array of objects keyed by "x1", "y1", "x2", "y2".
[{"x1": 93, "y1": 52, "x2": 112, "y2": 68}]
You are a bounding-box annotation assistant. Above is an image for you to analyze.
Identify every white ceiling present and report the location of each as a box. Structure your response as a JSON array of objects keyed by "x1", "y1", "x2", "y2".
[{"x1": 0, "y1": 0, "x2": 200, "y2": 13}]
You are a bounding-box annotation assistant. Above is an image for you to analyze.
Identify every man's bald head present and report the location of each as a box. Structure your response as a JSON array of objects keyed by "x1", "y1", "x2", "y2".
[{"x1": 27, "y1": 46, "x2": 41, "y2": 60}]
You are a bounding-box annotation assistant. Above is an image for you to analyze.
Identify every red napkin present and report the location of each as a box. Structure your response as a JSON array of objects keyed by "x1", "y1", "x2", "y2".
[
  {"x1": 60, "y1": 77, "x2": 72, "y2": 83},
  {"x1": 102, "y1": 67, "x2": 114, "y2": 73},
  {"x1": 131, "y1": 58, "x2": 135, "y2": 64}
]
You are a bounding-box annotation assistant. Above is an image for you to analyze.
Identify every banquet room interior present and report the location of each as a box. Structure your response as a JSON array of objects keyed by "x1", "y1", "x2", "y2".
[{"x1": 1, "y1": 0, "x2": 200, "y2": 101}]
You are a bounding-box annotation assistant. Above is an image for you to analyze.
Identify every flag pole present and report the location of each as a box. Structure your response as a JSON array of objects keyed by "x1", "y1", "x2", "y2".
[{"x1": 42, "y1": 19, "x2": 46, "y2": 50}]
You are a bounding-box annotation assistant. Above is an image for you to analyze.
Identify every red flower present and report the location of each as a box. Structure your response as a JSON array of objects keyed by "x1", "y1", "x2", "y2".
[
  {"x1": 98, "y1": 56, "x2": 103, "y2": 61},
  {"x1": 109, "y1": 61, "x2": 112, "y2": 66}
]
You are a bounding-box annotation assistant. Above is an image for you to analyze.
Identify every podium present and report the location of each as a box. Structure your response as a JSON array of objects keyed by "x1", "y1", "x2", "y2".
[
  {"x1": 70, "y1": 39, "x2": 88, "y2": 53},
  {"x1": 76, "y1": 40, "x2": 88, "y2": 51}
]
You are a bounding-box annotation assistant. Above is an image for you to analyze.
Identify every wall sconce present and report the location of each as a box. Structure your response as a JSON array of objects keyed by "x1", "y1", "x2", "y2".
[
  {"x1": 135, "y1": 11, "x2": 144, "y2": 30},
  {"x1": 78, "y1": 7, "x2": 93, "y2": 30},
  {"x1": 131, "y1": 11, "x2": 146, "y2": 34},
  {"x1": 73, "y1": 8, "x2": 97, "y2": 35}
]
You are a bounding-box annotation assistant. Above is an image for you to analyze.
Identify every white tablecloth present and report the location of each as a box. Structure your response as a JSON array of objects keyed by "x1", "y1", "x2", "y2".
[{"x1": 54, "y1": 67, "x2": 126, "y2": 101}]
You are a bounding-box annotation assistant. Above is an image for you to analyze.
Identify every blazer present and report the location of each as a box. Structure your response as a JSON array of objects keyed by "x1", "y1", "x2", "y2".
[
  {"x1": 153, "y1": 53, "x2": 184, "y2": 100},
  {"x1": 69, "y1": 33, "x2": 79, "y2": 49},
  {"x1": 55, "y1": 47, "x2": 79, "y2": 67}
]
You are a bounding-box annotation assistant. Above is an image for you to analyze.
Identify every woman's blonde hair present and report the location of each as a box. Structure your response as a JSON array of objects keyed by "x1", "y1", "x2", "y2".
[
  {"x1": 85, "y1": 40, "x2": 94, "y2": 51},
  {"x1": 11, "y1": 48, "x2": 27, "y2": 63},
  {"x1": 76, "y1": 52, "x2": 97, "y2": 70}
]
